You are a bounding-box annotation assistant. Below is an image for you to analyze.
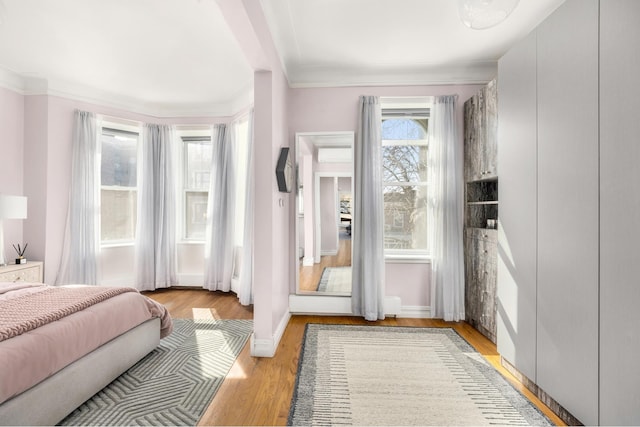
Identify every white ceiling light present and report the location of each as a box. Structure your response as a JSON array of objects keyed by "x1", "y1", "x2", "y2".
[{"x1": 457, "y1": 0, "x2": 520, "y2": 30}]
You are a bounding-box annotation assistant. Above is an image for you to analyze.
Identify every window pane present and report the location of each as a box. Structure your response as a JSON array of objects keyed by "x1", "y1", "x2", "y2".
[
  {"x1": 382, "y1": 118, "x2": 427, "y2": 140},
  {"x1": 383, "y1": 185, "x2": 428, "y2": 251},
  {"x1": 101, "y1": 133, "x2": 137, "y2": 187},
  {"x1": 186, "y1": 142, "x2": 212, "y2": 190},
  {"x1": 101, "y1": 129, "x2": 138, "y2": 244},
  {"x1": 382, "y1": 144, "x2": 428, "y2": 183},
  {"x1": 101, "y1": 189, "x2": 137, "y2": 241},
  {"x1": 185, "y1": 191, "x2": 208, "y2": 239}
]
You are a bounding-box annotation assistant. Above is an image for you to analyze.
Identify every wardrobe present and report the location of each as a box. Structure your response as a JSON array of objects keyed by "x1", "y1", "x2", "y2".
[{"x1": 496, "y1": 0, "x2": 640, "y2": 425}]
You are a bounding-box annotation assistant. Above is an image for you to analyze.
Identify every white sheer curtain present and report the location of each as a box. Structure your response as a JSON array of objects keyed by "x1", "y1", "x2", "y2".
[
  {"x1": 352, "y1": 96, "x2": 385, "y2": 321},
  {"x1": 237, "y1": 110, "x2": 254, "y2": 305},
  {"x1": 428, "y1": 95, "x2": 465, "y2": 321},
  {"x1": 204, "y1": 124, "x2": 236, "y2": 291},
  {"x1": 56, "y1": 110, "x2": 100, "y2": 285},
  {"x1": 135, "y1": 124, "x2": 178, "y2": 291}
]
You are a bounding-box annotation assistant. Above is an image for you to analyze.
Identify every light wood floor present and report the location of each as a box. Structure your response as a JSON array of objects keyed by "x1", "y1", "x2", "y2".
[
  {"x1": 144, "y1": 288, "x2": 564, "y2": 426},
  {"x1": 299, "y1": 235, "x2": 352, "y2": 292}
]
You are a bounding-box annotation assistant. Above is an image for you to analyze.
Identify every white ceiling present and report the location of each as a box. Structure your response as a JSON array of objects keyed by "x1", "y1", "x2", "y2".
[
  {"x1": 0, "y1": 0, "x2": 565, "y2": 117},
  {"x1": 261, "y1": 0, "x2": 565, "y2": 86},
  {"x1": 0, "y1": 0, "x2": 254, "y2": 116}
]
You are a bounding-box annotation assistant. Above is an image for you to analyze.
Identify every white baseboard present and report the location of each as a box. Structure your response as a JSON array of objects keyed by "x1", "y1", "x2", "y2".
[
  {"x1": 320, "y1": 250, "x2": 338, "y2": 256},
  {"x1": 302, "y1": 256, "x2": 314, "y2": 266},
  {"x1": 289, "y1": 295, "x2": 402, "y2": 316},
  {"x1": 399, "y1": 305, "x2": 432, "y2": 318},
  {"x1": 250, "y1": 310, "x2": 291, "y2": 358},
  {"x1": 177, "y1": 274, "x2": 204, "y2": 286}
]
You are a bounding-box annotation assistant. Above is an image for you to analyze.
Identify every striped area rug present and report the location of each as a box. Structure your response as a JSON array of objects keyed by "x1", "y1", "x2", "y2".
[
  {"x1": 288, "y1": 324, "x2": 552, "y2": 426},
  {"x1": 316, "y1": 267, "x2": 351, "y2": 294},
  {"x1": 60, "y1": 318, "x2": 252, "y2": 426}
]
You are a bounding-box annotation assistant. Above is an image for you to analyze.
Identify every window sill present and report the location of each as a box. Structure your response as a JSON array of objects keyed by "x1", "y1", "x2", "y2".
[
  {"x1": 101, "y1": 242, "x2": 135, "y2": 249},
  {"x1": 179, "y1": 240, "x2": 205, "y2": 245},
  {"x1": 384, "y1": 254, "x2": 431, "y2": 264}
]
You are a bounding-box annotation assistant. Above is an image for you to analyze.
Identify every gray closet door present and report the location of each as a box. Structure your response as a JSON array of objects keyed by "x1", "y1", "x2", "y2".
[
  {"x1": 600, "y1": 1, "x2": 640, "y2": 424},
  {"x1": 496, "y1": 30, "x2": 538, "y2": 382},
  {"x1": 536, "y1": 0, "x2": 599, "y2": 424}
]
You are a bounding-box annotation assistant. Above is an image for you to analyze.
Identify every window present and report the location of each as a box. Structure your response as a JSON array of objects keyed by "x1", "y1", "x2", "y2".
[
  {"x1": 381, "y1": 113, "x2": 429, "y2": 256},
  {"x1": 101, "y1": 128, "x2": 138, "y2": 244},
  {"x1": 183, "y1": 136, "x2": 212, "y2": 240}
]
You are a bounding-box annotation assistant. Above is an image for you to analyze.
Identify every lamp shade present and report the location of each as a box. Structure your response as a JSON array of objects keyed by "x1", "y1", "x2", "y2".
[
  {"x1": 458, "y1": 0, "x2": 520, "y2": 30},
  {"x1": 0, "y1": 195, "x2": 28, "y2": 219}
]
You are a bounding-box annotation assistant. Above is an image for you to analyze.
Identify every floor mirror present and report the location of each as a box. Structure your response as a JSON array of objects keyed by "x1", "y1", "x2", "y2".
[{"x1": 295, "y1": 131, "x2": 354, "y2": 296}]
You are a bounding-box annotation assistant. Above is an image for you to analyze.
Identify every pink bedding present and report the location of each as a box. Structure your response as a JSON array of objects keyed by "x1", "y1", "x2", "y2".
[{"x1": 0, "y1": 283, "x2": 173, "y2": 405}]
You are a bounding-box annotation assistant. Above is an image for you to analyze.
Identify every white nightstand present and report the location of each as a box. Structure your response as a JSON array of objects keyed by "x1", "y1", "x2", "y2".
[{"x1": 0, "y1": 261, "x2": 44, "y2": 283}]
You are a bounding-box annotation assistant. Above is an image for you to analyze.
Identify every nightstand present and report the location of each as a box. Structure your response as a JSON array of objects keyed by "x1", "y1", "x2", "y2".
[{"x1": 0, "y1": 261, "x2": 44, "y2": 283}]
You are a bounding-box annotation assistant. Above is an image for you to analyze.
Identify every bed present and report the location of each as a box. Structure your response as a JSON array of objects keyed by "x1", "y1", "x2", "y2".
[{"x1": 0, "y1": 282, "x2": 173, "y2": 426}]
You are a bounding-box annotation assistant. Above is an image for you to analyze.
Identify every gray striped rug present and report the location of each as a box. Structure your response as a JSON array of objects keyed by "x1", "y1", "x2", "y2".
[
  {"x1": 288, "y1": 324, "x2": 552, "y2": 426},
  {"x1": 60, "y1": 318, "x2": 252, "y2": 426}
]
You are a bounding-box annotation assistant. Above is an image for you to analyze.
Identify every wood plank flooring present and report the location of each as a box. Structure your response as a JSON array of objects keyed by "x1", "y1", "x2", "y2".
[
  {"x1": 299, "y1": 236, "x2": 351, "y2": 292},
  {"x1": 144, "y1": 288, "x2": 564, "y2": 426}
]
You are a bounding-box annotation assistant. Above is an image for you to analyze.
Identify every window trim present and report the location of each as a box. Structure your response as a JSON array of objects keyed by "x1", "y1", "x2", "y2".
[
  {"x1": 381, "y1": 111, "x2": 430, "y2": 259},
  {"x1": 180, "y1": 132, "x2": 212, "y2": 242},
  {"x1": 99, "y1": 124, "x2": 140, "y2": 247}
]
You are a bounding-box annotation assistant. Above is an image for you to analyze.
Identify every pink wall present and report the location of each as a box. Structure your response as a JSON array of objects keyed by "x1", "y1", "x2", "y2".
[
  {"x1": 242, "y1": 0, "x2": 292, "y2": 351},
  {"x1": 288, "y1": 84, "x2": 483, "y2": 308},
  {"x1": 14, "y1": 92, "x2": 230, "y2": 284},
  {"x1": 23, "y1": 95, "x2": 48, "y2": 269},
  {"x1": 0, "y1": 87, "x2": 25, "y2": 261}
]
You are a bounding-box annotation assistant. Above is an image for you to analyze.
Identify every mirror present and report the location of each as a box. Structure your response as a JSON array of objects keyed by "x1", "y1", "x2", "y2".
[{"x1": 295, "y1": 131, "x2": 354, "y2": 295}]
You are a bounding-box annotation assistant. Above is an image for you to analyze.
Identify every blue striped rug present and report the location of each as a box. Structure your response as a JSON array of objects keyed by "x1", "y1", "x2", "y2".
[
  {"x1": 289, "y1": 324, "x2": 552, "y2": 426},
  {"x1": 61, "y1": 318, "x2": 252, "y2": 426}
]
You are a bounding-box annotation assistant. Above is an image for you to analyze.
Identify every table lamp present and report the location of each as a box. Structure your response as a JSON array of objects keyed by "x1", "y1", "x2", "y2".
[{"x1": 0, "y1": 194, "x2": 28, "y2": 266}]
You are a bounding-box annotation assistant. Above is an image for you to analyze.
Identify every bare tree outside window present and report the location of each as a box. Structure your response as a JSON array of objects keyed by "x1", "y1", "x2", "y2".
[{"x1": 382, "y1": 117, "x2": 429, "y2": 254}]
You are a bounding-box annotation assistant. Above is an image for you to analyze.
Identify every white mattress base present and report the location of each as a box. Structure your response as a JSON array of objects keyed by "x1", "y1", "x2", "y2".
[{"x1": 0, "y1": 317, "x2": 160, "y2": 426}]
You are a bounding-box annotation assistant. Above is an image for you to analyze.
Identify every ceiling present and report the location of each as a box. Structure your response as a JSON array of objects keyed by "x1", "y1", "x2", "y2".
[
  {"x1": 0, "y1": 0, "x2": 565, "y2": 117},
  {"x1": 261, "y1": 0, "x2": 565, "y2": 86}
]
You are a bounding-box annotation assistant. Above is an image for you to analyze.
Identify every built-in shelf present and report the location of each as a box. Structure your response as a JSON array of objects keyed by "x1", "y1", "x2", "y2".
[{"x1": 466, "y1": 179, "x2": 498, "y2": 229}]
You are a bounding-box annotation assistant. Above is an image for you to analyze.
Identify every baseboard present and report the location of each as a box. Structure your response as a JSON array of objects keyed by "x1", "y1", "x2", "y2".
[
  {"x1": 302, "y1": 256, "x2": 314, "y2": 266},
  {"x1": 177, "y1": 274, "x2": 204, "y2": 286},
  {"x1": 320, "y1": 250, "x2": 338, "y2": 256},
  {"x1": 250, "y1": 310, "x2": 291, "y2": 358},
  {"x1": 289, "y1": 295, "x2": 402, "y2": 316},
  {"x1": 399, "y1": 305, "x2": 431, "y2": 318}
]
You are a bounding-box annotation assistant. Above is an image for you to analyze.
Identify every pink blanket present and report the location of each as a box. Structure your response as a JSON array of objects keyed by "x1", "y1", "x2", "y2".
[
  {"x1": 0, "y1": 286, "x2": 135, "y2": 341},
  {"x1": 0, "y1": 283, "x2": 173, "y2": 405}
]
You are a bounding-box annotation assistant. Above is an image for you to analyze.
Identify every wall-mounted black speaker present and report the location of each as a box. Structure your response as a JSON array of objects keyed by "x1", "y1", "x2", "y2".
[{"x1": 275, "y1": 147, "x2": 293, "y2": 193}]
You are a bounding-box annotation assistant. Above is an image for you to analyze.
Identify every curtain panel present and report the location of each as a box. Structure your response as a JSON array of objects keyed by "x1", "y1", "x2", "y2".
[
  {"x1": 352, "y1": 95, "x2": 386, "y2": 321},
  {"x1": 237, "y1": 110, "x2": 255, "y2": 305},
  {"x1": 204, "y1": 124, "x2": 236, "y2": 291},
  {"x1": 428, "y1": 95, "x2": 465, "y2": 321},
  {"x1": 55, "y1": 110, "x2": 100, "y2": 285},
  {"x1": 134, "y1": 124, "x2": 178, "y2": 291}
]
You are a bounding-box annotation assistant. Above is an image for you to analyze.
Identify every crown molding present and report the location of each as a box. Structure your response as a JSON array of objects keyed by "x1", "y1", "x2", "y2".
[
  {"x1": 287, "y1": 61, "x2": 498, "y2": 88},
  {"x1": 0, "y1": 67, "x2": 27, "y2": 93},
  {"x1": 0, "y1": 66, "x2": 253, "y2": 118}
]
